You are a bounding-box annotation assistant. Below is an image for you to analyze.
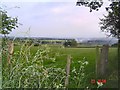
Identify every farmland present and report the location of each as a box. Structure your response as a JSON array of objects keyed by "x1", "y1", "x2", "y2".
[
  {"x1": 2, "y1": 39, "x2": 118, "y2": 88},
  {"x1": 12, "y1": 44, "x2": 118, "y2": 88}
]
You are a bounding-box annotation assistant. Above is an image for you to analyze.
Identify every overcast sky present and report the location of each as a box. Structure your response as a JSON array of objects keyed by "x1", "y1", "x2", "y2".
[{"x1": 1, "y1": 0, "x2": 111, "y2": 38}]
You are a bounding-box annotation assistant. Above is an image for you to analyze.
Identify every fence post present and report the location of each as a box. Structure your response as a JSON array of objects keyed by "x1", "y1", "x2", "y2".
[
  {"x1": 65, "y1": 55, "x2": 71, "y2": 87},
  {"x1": 100, "y1": 44, "x2": 109, "y2": 77},
  {"x1": 96, "y1": 45, "x2": 109, "y2": 78},
  {"x1": 96, "y1": 45, "x2": 100, "y2": 77}
]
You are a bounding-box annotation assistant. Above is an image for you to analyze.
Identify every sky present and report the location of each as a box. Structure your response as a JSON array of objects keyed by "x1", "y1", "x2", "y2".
[{"x1": 1, "y1": 0, "x2": 112, "y2": 38}]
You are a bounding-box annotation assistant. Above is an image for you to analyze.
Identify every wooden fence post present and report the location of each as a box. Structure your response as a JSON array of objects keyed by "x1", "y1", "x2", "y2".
[
  {"x1": 96, "y1": 44, "x2": 109, "y2": 78},
  {"x1": 96, "y1": 46, "x2": 100, "y2": 77},
  {"x1": 65, "y1": 55, "x2": 71, "y2": 87},
  {"x1": 100, "y1": 44, "x2": 109, "y2": 77}
]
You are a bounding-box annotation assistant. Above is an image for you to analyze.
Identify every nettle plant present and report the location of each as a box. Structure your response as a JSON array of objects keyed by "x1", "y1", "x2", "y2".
[{"x1": 2, "y1": 39, "x2": 89, "y2": 88}]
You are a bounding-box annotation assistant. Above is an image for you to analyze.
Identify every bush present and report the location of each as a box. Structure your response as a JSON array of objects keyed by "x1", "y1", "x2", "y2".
[
  {"x1": 111, "y1": 43, "x2": 118, "y2": 47},
  {"x1": 63, "y1": 39, "x2": 77, "y2": 47},
  {"x1": 34, "y1": 43, "x2": 40, "y2": 46}
]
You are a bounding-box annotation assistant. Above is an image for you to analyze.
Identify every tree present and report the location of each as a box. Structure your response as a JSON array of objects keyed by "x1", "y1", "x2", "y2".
[
  {"x1": 76, "y1": 1, "x2": 120, "y2": 38},
  {"x1": 0, "y1": 10, "x2": 18, "y2": 36},
  {"x1": 76, "y1": 1, "x2": 120, "y2": 80},
  {"x1": 76, "y1": 1, "x2": 103, "y2": 12},
  {"x1": 0, "y1": 7, "x2": 19, "y2": 69},
  {"x1": 63, "y1": 39, "x2": 77, "y2": 47},
  {"x1": 76, "y1": 1, "x2": 120, "y2": 56},
  {"x1": 0, "y1": 6, "x2": 19, "y2": 52},
  {"x1": 99, "y1": 2, "x2": 120, "y2": 38}
]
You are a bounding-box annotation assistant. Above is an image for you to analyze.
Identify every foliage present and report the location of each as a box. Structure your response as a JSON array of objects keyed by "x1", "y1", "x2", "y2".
[
  {"x1": 76, "y1": 0, "x2": 103, "y2": 12},
  {"x1": 76, "y1": 1, "x2": 120, "y2": 38},
  {"x1": 70, "y1": 57, "x2": 89, "y2": 88},
  {"x1": 63, "y1": 39, "x2": 77, "y2": 47},
  {"x1": 2, "y1": 37, "x2": 118, "y2": 88},
  {"x1": 111, "y1": 43, "x2": 118, "y2": 47},
  {"x1": 0, "y1": 10, "x2": 18, "y2": 36},
  {"x1": 76, "y1": 1, "x2": 120, "y2": 71},
  {"x1": 99, "y1": 2, "x2": 120, "y2": 38},
  {"x1": 0, "y1": 7, "x2": 19, "y2": 71},
  {"x1": 2, "y1": 40, "x2": 89, "y2": 88},
  {"x1": 2, "y1": 42, "x2": 65, "y2": 88}
]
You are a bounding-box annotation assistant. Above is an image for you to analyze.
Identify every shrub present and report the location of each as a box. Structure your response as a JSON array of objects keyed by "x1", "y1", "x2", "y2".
[{"x1": 63, "y1": 39, "x2": 77, "y2": 47}]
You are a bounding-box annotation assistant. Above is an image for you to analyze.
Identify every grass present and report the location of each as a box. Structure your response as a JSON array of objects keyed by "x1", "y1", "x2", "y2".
[
  {"x1": 15, "y1": 45, "x2": 117, "y2": 71},
  {"x1": 0, "y1": 39, "x2": 2, "y2": 89},
  {"x1": 48, "y1": 46, "x2": 118, "y2": 88},
  {"x1": 13, "y1": 45, "x2": 118, "y2": 88},
  {"x1": 0, "y1": 63, "x2": 1, "y2": 89},
  {"x1": 2, "y1": 38, "x2": 118, "y2": 88}
]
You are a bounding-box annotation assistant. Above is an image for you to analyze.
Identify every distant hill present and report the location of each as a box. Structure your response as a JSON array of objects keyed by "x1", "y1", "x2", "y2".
[
  {"x1": 76, "y1": 38, "x2": 118, "y2": 46},
  {"x1": 1, "y1": 36, "x2": 118, "y2": 46}
]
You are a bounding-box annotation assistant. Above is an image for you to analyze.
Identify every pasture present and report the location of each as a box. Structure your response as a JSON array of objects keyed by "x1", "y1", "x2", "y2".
[
  {"x1": 13, "y1": 44, "x2": 118, "y2": 88},
  {"x1": 2, "y1": 42, "x2": 118, "y2": 88}
]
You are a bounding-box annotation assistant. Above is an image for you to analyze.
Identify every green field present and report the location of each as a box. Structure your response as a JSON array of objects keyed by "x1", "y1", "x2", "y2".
[
  {"x1": 2, "y1": 43, "x2": 118, "y2": 88},
  {"x1": 13, "y1": 45, "x2": 118, "y2": 88}
]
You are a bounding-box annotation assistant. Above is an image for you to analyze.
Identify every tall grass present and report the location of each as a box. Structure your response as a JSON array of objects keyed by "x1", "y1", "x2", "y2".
[
  {"x1": 0, "y1": 38, "x2": 2, "y2": 89},
  {"x1": 2, "y1": 38, "x2": 118, "y2": 88},
  {"x1": 2, "y1": 39, "x2": 89, "y2": 88}
]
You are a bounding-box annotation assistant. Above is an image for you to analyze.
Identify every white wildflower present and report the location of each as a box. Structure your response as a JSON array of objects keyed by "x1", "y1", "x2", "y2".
[
  {"x1": 97, "y1": 81, "x2": 103, "y2": 88},
  {"x1": 78, "y1": 60, "x2": 81, "y2": 63},
  {"x1": 84, "y1": 61, "x2": 89, "y2": 65}
]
